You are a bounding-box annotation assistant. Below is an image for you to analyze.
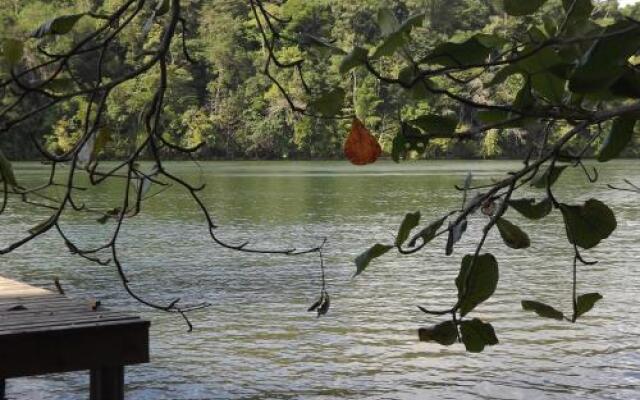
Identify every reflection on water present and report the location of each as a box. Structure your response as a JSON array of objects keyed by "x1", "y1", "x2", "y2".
[{"x1": 1, "y1": 160, "x2": 639, "y2": 400}]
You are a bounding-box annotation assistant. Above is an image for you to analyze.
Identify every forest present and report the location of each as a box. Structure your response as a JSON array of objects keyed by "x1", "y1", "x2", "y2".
[{"x1": 2, "y1": 0, "x2": 640, "y2": 160}]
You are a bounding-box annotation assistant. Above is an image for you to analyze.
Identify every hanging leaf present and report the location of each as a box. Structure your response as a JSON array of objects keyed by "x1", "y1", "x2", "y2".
[
  {"x1": 496, "y1": 218, "x2": 531, "y2": 249},
  {"x1": 459, "y1": 318, "x2": 498, "y2": 353},
  {"x1": 32, "y1": 13, "x2": 86, "y2": 38},
  {"x1": 339, "y1": 46, "x2": 368, "y2": 74},
  {"x1": 317, "y1": 292, "x2": 330, "y2": 317},
  {"x1": 531, "y1": 165, "x2": 567, "y2": 188},
  {"x1": 2, "y1": 38, "x2": 23, "y2": 65},
  {"x1": 575, "y1": 292, "x2": 603, "y2": 319},
  {"x1": 0, "y1": 148, "x2": 18, "y2": 187},
  {"x1": 396, "y1": 211, "x2": 421, "y2": 246},
  {"x1": 508, "y1": 198, "x2": 552, "y2": 220},
  {"x1": 344, "y1": 118, "x2": 382, "y2": 165},
  {"x1": 560, "y1": 199, "x2": 616, "y2": 249},
  {"x1": 418, "y1": 321, "x2": 458, "y2": 346},
  {"x1": 409, "y1": 114, "x2": 458, "y2": 138},
  {"x1": 354, "y1": 244, "x2": 393, "y2": 277},
  {"x1": 308, "y1": 87, "x2": 345, "y2": 116},
  {"x1": 521, "y1": 300, "x2": 565, "y2": 320},
  {"x1": 28, "y1": 214, "x2": 57, "y2": 235},
  {"x1": 503, "y1": 0, "x2": 548, "y2": 16},
  {"x1": 445, "y1": 218, "x2": 467, "y2": 256},
  {"x1": 456, "y1": 253, "x2": 499, "y2": 317},
  {"x1": 408, "y1": 217, "x2": 446, "y2": 247},
  {"x1": 597, "y1": 117, "x2": 636, "y2": 162}
]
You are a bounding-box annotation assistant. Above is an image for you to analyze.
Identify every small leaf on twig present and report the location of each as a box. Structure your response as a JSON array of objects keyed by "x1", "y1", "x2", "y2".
[
  {"x1": 575, "y1": 292, "x2": 603, "y2": 319},
  {"x1": 521, "y1": 300, "x2": 564, "y2": 320},
  {"x1": 354, "y1": 244, "x2": 393, "y2": 276}
]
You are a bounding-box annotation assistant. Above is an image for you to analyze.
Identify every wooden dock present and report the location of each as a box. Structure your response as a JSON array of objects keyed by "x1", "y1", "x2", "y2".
[{"x1": 0, "y1": 276, "x2": 149, "y2": 400}]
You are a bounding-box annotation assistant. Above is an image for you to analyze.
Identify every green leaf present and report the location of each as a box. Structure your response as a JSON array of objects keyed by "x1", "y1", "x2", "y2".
[
  {"x1": 562, "y1": 0, "x2": 593, "y2": 22},
  {"x1": 531, "y1": 165, "x2": 567, "y2": 188},
  {"x1": 397, "y1": 13, "x2": 424, "y2": 34},
  {"x1": 508, "y1": 198, "x2": 552, "y2": 220},
  {"x1": 531, "y1": 72, "x2": 566, "y2": 104},
  {"x1": 396, "y1": 211, "x2": 420, "y2": 246},
  {"x1": 423, "y1": 36, "x2": 493, "y2": 67},
  {"x1": 569, "y1": 21, "x2": 640, "y2": 94},
  {"x1": 517, "y1": 47, "x2": 565, "y2": 75},
  {"x1": 371, "y1": 30, "x2": 407, "y2": 59},
  {"x1": 503, "y1": 0, "x2": 548, "y2": 16},
  {"x1": 377, "y1": 8, "x2": 399, "y2": 36},
  {"x1": 308, "y1": 87, "x2": 345, "y2": 116},
  {"x1": 496, "y1": 218, "x2": 531, "y2": 249},
  {"x1": 304, "y1": 35, "x2": 346, "y2": 55},
  {"x1": 560, "y1": 199, "x2": 616, "y2": 249},
  {"x1": 339, "y1": 46, "x2": 368, "y2": 74},
  {"x1": 456, "y1": 253, "x2": 499, "y2": 317},
  {"x1": 32, "y1": 13, "x2": 86, "y2": 38},
  {"x1": 2, "y1": 38, "x2": 23, "y2": 65},
  {"x1": 418, "y1": 321, "x2": 458, "y2": 346},
  {"x1": 597, "y1": 117, "x2": 636, "y2": 162},
  {"x1": 0, "y1": 148, "x2": 18, "y2": 187},
  {"x1": 521, "y1": 300, "x2": 565, "y2": 320},
  {"x1": 408, "y1": 217, "x2": 445, "y2": 247},
  {"x1": 460, "y1": 319, "x2": 498, "y2": 353},
  {"x1": 409, "y1": 114, "x2": 458, "y2": 138},
  {"x1": 575, "y1": 292, "x2": 602, "y2": 319},
  {"x1": 354, "y1": 244, "x2": 393, "y2": 276},
  {"x1": 489, "y1": 64, "x2": 520, "y2": 87}
]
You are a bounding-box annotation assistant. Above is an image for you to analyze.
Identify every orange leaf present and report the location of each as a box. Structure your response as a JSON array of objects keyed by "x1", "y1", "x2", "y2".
[{"x1": 344, "y1": 118, "x2": 381, "y2": 165}]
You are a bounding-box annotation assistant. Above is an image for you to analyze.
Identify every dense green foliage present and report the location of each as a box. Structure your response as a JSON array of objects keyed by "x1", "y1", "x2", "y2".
[{"x1": 2, "y1": 0, "x2": 639, "y2": 160}]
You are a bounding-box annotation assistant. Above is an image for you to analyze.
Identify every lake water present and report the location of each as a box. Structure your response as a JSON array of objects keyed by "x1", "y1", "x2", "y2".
[{"x1": 1, "y1": 160, "x2": 639, "y2": 400}]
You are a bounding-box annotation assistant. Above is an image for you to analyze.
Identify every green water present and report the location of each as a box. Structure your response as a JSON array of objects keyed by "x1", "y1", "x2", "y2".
[{"x1": 2, "y1": 160, "x2": 639, "y2": 399}]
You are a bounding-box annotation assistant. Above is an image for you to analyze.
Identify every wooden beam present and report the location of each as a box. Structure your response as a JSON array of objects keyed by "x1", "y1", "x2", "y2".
[{"x1": 90, "y1": 366, "x2": 124, "y2": 400}]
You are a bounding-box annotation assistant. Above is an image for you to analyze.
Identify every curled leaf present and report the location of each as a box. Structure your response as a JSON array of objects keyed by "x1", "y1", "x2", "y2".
[
  {"x1": 344, "y1": 118, "x2": 382, "y2": 165},
  {"x1": 445, "y1": 218, "x2": 467, "y2": 256},
  {"x1": 396, "y1": 211, "x2": 420, "y2": 246},
  {"x1": 460, "y1": 318, "x2": 498, "y2": 353},
  {"x1": 317, "y1": 292, "x2": 330, "y2": 317},
  {"x1": 418, "y1": 321, "x2": 458, "y2": 346}
]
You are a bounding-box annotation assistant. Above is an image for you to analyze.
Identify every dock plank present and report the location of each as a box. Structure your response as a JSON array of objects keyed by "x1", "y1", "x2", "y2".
[{"x1": 0, "y1": 275, "x2": 149, "y2": 384}]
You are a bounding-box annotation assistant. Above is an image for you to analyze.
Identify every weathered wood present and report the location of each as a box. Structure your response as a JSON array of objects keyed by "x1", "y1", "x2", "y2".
[
  {"x1": 0, "y1": 276, "x2": 150, "y2": 398},
  {"x1": 90, "y1": 366, "x2": 125, "y2": 400}
]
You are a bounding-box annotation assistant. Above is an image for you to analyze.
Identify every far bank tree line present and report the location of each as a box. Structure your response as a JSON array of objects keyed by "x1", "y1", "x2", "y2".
[{"x1": 2, "y1": 0, "x2": 640, "y2": 160}]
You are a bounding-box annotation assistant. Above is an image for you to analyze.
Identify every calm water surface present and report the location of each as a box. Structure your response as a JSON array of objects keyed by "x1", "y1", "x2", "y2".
[{"x1": 1, "y1": 160, "x2": 639, "y2": 400}]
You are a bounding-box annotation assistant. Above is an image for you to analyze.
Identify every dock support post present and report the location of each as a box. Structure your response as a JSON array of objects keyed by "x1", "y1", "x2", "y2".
[
  {"x1": 1, "y1": 378, "x2": 5, "y2": 400},
  {"x1": 90, "y1": 366, "x2": 124, "y2": 400}
]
